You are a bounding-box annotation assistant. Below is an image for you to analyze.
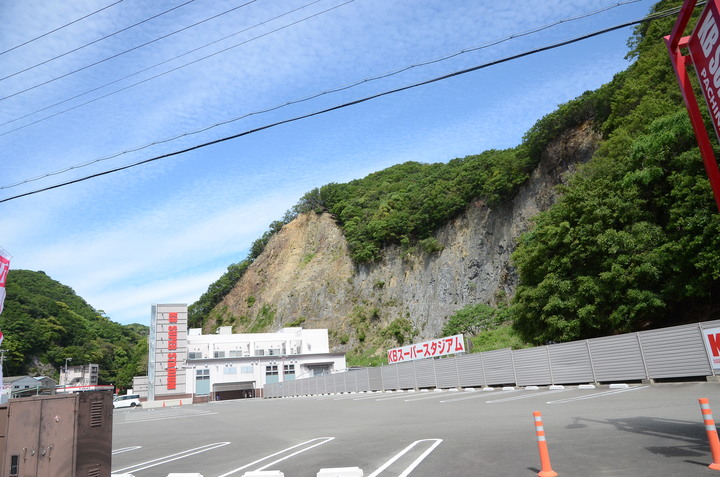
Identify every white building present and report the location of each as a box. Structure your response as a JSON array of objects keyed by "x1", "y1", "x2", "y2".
[
  {"x1": 136, "y1": 304, "x2": 345, "y2": 402},
  {"x1": 59, "y1": 364, "x2": 99, "y2": 387}
]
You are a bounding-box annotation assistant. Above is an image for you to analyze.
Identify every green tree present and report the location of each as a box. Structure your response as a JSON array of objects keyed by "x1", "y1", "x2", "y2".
[{"x1": 442, "y1": 304, "x2": 499, "y2": 337}]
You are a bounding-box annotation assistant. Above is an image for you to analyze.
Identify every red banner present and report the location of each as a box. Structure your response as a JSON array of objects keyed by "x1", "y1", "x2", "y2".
[
  {"x1": 0, "y1": 247, "x2": 10, "y2": 316},
  {"x1": 387, "y1": 334, "x2": 465, "y2": 364},
  {"x1": 689, "y1": 0, "x2": 720, "y2": 142}
]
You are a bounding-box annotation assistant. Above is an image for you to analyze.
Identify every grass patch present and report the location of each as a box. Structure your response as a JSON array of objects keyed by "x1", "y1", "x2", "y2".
[{"x1": 469, "y1": 323, "x2": 530, "y2": 352}]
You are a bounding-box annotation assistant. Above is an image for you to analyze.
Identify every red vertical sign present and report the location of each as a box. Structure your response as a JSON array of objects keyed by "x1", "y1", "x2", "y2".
[
  {"x1": 0, "y1": 249, "x2": 10, "y2": 316},
  {"x1": 666, "y1": 0, "x2": 720, "y2": 212},
  {"x1": 688, "y1": 0, "x2": 720, "y2": 142}
]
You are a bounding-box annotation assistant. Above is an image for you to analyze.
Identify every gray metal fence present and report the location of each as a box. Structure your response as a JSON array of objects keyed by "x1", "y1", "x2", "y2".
[{"x1": 264, "y1": 320, "x2": 720, "y2": 398}]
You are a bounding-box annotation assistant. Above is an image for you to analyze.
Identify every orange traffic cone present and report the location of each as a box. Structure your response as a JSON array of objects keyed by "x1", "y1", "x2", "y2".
[
  {"x1": 533, "y1": 411, "x2": 558, "y2": 477},
  {"x1": 699, "y1": 398, "x2": 720, "y2": 470}
]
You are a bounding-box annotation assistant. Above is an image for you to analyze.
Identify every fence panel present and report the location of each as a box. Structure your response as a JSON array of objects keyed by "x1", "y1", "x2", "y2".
[
  {"x1": 382, "y1": 365, "x2": 400, "y2": 390},
  {"x1": 639, "y1": 325, "x2": 711, "y2": 379},
  {"x1": 321, "y1": 374, "x2": 330, "y2": 394},
  {"x1": 414, "y1": 359, "x2": 436, "y2": 388},
  {"x1": 334, "y1": 373, "x2": 345, "y2": 393},
  {"x1": 368, "y1": 367, "x2": 383, "y2": 391},
  {"x1": 435, "y1": 357, "x2": 460, "y2": 388},
  {"x1": 513, "y1": 347, "x2": 552, "y2": 386},
  {"x1": 482, "y1": 348, "x2": 515, "y2": 386},
  {"x1": 457, "y1": 353, "x2": 486, "y2": 388},
  {"x1": 353, "y1": 368, "x2": 370, "y2": 392},
  {"x1": 588, "y1": 334, "x2": 647, "y2": 382},
  {"x1": 397, "y1": 361, "x2": 416, "y2": 389},
  {"x1": 548, "y1": 341, "x2": 594, "y2": 384}
]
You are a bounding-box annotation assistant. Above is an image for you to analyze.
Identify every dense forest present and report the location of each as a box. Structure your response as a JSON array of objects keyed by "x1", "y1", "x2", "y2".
[
  {"x1": 192, "y1": 0, "x2": 720, "y2": 351},
  {"x1": 1, "y1": 269, "x2": 148, "y2": 388}
]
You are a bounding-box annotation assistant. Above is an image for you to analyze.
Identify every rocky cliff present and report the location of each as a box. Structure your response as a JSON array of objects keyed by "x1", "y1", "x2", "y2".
[{"x1": 210, "y1": 121, "x2": 601, "y2": 355}]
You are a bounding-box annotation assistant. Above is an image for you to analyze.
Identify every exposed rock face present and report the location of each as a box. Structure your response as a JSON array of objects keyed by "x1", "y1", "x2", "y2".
[{"x1": 213, "y1": 122, "x2": 601, "y2": 350}]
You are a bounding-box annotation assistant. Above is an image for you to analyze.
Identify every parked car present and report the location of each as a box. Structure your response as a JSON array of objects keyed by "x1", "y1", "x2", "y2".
[{"x1": 113, "y1": 394, "x2": 141, "y2": 408}]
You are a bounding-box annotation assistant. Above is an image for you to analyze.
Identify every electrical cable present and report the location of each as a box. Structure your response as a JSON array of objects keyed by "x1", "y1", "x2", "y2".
[
  {"x1": 0, "y1": 0, "x2": 259, "y2": 101},
  {"x1": 0, "y1": 0, "x2": 326, "y2": 130},
  {"x1": 0, "y1": 0, "x2": 196, "y2": 83},
  {"x1": 0, "y1": 0, "x2": 642, "y2": 140},
  {"x1": 0, "y1": 0, "x2": 124, "y2": 57},
  {"x1": 0, "y1": 4, "x2": 685, "y2": 204},
  {"x1": 0, "y1": 0, "x2": 351, "y2": 136}
]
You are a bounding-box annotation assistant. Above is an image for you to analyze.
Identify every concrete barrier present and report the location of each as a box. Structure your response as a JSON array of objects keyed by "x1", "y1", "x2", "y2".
[
  {"x1": 242, "y1": 472, "x2": 285, "y2": 476},
  {"x1": 317, "y1": 467, "x2": 364, "y2": 477}
]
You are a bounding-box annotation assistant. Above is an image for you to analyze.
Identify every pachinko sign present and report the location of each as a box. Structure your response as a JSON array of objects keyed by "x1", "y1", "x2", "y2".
[
  {"x1": 387, "y1": 334, "x2": 465, "y2": 364},
  {"x1": 689, "y1": 0, "x2": 720, "y2": 142}
]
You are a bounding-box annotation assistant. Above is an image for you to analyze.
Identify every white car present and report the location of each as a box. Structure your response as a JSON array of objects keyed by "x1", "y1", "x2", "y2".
[{"x1": 113, "y1": 394, "x2": 141, "y2": 408}]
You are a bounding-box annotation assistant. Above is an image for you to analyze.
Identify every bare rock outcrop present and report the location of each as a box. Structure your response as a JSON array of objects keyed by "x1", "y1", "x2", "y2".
[{"x1": 213, "y1": 122, "x2": 601, "y2": 350}]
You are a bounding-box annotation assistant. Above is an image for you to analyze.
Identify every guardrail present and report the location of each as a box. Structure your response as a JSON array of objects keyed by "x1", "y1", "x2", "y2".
[{"x1": 264, "y1": 319, "x2": 720, "y2": 398}]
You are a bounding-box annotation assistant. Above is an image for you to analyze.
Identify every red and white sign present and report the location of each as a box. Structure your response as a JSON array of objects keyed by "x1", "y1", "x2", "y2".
[
  {"x1": 0, "y1": 248, "x2": 10, "y2": 316},
  {"x1": 689, "y1": 0, "x2": 720, "y2": 142},
  {"x1": 387, "y1": 334, "x2": 465, "y2": 364},
  {"x1": 56, "y1": 384, "x2": 115, "y2": 394},
  {"x1": 704, "y1": 326, "x2": 720, "y2": 369},
  {"x1": 167, "y1": 312, "x2": 178, "y2": 390}
]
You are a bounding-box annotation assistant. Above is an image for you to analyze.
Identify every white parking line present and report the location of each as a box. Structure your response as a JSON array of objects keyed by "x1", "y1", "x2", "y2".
[
  {"x1": 547, "y1": 385, "x2": 649, "y2": 404},
  {"x1": 438, "y1": 389, "x2": 520, "y2": 403},
  {"x1": 485, "y1": 389, "x2": 567, "y2": 404},
  {"x1": 112, "y1": 446, "x2": 142, "y2": 455},
  {"x1": 117, "y1": 408, "x2": 218, "y2": 424},
  {"x1": 366, "y1": 439, "x2": 443, "y2": 477},
  {"x1": 216, "y1": 437, "x2": 335, "y2": 477},
  {"x1": 113, "y1": 442, "x2": 230, "y2": 474}
]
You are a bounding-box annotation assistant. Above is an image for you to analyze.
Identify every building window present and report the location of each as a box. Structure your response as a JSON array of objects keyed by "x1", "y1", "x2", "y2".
[
  {"x1": 214, "y1": 351, "x2": 226, "y2": 358},
  {"x1": 196, "y1": 369, "x2": 210, "y2": 395},
  {"x1": 223, "y1": 367, "x2": 237, "y2": 375},
  {"x1": 255, "y1": 349, "x2": 265, "y2": 356},
  {"x1": 240, "y1": 366, "x2": 253, "y2": 374},
  {"x1": 309, "y1": 365, "x2": 331, "y2": 376},
  {"x1": 188, "y1": 352, "x2": 203, "y2": 360},
  {"x1": 284, "y1": 364, "x2": 295, "y2": 381},
  {"x1": 229, "y1": 350, "x2": 244, "y2": 357},
  {"x1": 265, "y1": 365, "x2": 278, "y2": 384}
]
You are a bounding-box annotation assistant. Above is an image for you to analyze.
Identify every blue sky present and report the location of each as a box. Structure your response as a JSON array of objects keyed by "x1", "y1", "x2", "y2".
[{"x1": 1, "y1": 0, "x2": 661, "y2": 325}]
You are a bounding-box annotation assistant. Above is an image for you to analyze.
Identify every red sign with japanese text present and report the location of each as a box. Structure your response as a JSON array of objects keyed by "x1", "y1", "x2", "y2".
[
  {"x1": 387, "y1": 334, "x2": 465, "y2": 363},
  {"x1": 689, "y1": 0, "x2": 720, "y2": 143},
  {"x1": 703, "y1": 326, "x2": 720, "y2": 370}
]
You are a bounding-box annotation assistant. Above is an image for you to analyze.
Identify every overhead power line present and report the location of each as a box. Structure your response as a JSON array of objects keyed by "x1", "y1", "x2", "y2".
[
  {"x1": 0, "y1": 0, "x2": 124, "y2": 57},
  {"x1": 0, "y1": 0, "x2": 639, "y2": 191},
  {"x1": 0, "y1": 0, "x2": 638, "y2": 140},
  {"x1": 0, "y1": 0, "x2": 259, "y2": 102},
  {"x1": 0, "y1": 0, "x2": 197, "y2": 83},
  {"x1": 0, "y1": 0, "x2": 348, "y2": 136},
  {"x1": 0, "y1": 4, "x2": 686, "y2": 205}
]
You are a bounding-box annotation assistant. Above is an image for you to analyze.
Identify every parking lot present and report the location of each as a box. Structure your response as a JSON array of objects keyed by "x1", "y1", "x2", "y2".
[{"x1": 112, "y1": 381, "x2": 720, "y2": 476}]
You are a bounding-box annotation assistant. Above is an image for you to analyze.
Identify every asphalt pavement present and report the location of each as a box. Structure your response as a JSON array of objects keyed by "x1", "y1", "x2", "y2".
[{"x1": 111, "y1": 381, "x2": 720, "y2": 476}]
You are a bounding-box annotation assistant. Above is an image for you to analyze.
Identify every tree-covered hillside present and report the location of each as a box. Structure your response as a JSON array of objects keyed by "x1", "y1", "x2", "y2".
[
  {"x1": 193, "y1": 0, "x2": 720, "y2": 350},
  {"x1": 509, "y1": 0, "x2": 720, "y2": 344},
  {"x1": 1, "y1": 270, "x2": 148, "y2": 388}
]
